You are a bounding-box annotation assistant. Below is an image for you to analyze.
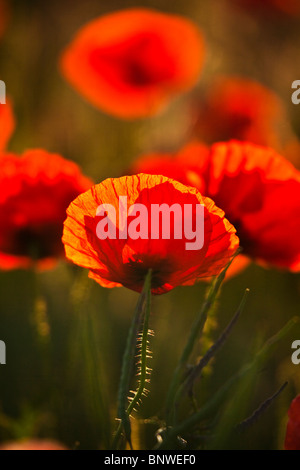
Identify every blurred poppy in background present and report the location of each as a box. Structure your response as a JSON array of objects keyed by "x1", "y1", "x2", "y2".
[
  {"x1": 284, "y1": 395, "x2": 300, "y2": 450},
  {"x1": 0, "y1": 98, "x2": 15, "y2": 151},
  {"x1": 0, "y1": 439, "x2": 68, "y2": 450},
  {"x1": 192, "y1": 76, "x2": 287, "y2": 150},
  {"x1": 63, "y1": 174, "x2": 239, "y2": 294},
  {"x1": 60, "y1": 8, "x2": 205, "y2": 119},
  {"x1": 130, "y1": 142, "x2": 209, "y2": 191},
  {"x1": 131, "y1": 140, "x2": 300, "y2": 272},
  {"x1": 0, "y1": 149, "x2": 93, "y2": 270}
]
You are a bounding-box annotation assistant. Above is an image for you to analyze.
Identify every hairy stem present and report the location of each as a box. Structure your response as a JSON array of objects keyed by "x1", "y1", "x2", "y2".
[{"x1": 111, "y1": 270, "x2": 152, "y2": 449}]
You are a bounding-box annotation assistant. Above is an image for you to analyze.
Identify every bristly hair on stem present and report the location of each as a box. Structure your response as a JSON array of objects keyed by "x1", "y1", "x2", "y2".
[
  {"x1": 126, "y1": 271, "x2": 153, "y2": 419},
  {"x1": 111, "y1": 269, "x2": 153, "y2": 450}
]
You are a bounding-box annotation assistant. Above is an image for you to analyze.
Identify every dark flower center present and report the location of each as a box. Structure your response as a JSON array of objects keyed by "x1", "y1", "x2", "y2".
[
  {"x1": 91, "y1": 33, "x2": 176, "y2": 88},
  {"x1": 1, "y1": 224, "x2": 63, "y2": 260},
  {"x1": 123, "y1": 257, "x2": 175, "y2": 291}
]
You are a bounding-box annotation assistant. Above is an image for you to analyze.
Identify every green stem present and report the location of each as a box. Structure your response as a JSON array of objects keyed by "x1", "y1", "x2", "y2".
[
  {"x1": 165, "y1": 254, "x2": 237, "y2": 425},
  {"x1": 157, "y1": 316, "x2": 298, "y2": 450},
  {"x1": 174, "y1": 288, "x2": 250, "y2": 407},
  {"x1": 112, "y1": 270, "x2": 152, "y2": 450},
  {"x1": 127, "y1": 272, "x2": 152, "y2": 417}
]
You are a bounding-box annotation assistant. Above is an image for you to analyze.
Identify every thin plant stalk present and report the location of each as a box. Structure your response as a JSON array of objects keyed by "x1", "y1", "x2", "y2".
[
  {"x1": 112, "y1": 270, "x2": 152, "y2": 449},
  {"x1": 165, "y1": 252, "x2": 239, "y2": 424},
  {"x1": 157, "y1": 316, "x2": 298, "y2": 450}
]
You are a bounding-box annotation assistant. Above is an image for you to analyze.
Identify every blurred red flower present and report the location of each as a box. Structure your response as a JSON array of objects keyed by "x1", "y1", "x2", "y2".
[
  {"x1": 0, "y1": 439, "x2": 68, "y2": 450},
  {"x1": 0, "y1": 98, "x2": 15, "y2": 151},
  {"x1": 132, "y1": 140, "x2": 300, "y2": 272},
  {"x1": 60, "y1": 8, "x2": 204, "y2": 119},
  {"x1": 285, "y1": 395, "x2": 300, "y2": 450},
  {"x1": 192, "y1": 76, "x2": 285, "y2": 149},
  {"x1": 62, "y1": 174, "x2": 239, "y2": 294},
  {"x1": 0, "y1": 149, "x2": 93, "y2": 270}
]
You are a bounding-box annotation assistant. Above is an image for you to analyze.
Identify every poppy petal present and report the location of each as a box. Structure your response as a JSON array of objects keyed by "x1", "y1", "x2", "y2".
[
  {"x1": 0, "y1": 149, "x2": 93, "y2": 269},
  {"x1": 60, "y1": 8, "x2": 205, "y2": 118},
  {"x1": 131, "y1": 140, "x2": 300, "y2": 271},
  {"x1": 192, "y1": 76, "x2": 285, "y2": 149},
  {"x1": 285, "y1": 395, "x2": 300, "y2": 450},
  {"x1": 208, "y1": 141, "x2": 300, "y2": 270},
  {"x1": 63, "y1": 174, "x2": 239, "y2": 294},
  {"x1": 0, "y1": 98, "x2": 15, "y2": 151}
]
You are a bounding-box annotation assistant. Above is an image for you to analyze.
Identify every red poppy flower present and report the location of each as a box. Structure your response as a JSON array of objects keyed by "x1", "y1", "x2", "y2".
[
  {"x1": 130, "y1": 142, "x2": 210, "y2": 192},
  {"x1": 0, "y1": 98, "x2": 15, "y2": 151},
  {"x1": 131, "y1": 140, "x2": 300, "y2": 272},
  {"x1": 192, "y1": 77, "x2": 285, "y2": 149},
  {"x1": 60, "y1": 8, "x2": 204, "y2": 119},
  {"x1": 0, "y1": 439, "x2": 68, "y2": 450},
  {"x1": 62, "y1": 174, "x2": 239, "y2": 294},
  {"x1": 0, "y1": 149, "x2": 93, "y2": 270},
  {"x1": 284, "y1": 395, "x2": 300, "y2": 450}
]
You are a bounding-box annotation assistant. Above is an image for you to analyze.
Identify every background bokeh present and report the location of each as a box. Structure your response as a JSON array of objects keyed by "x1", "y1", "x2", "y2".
[{"x1": 0, "y1": 0, "x2": 300, "y2": 450}]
